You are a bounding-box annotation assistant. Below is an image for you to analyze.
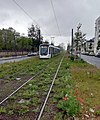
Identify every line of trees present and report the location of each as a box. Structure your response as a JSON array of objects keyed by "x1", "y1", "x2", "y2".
[{"x1": 0, "y1": 25, "x2": 43, "y2": 55}]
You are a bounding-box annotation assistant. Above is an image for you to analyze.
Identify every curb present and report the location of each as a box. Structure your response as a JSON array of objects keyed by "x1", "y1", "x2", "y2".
[{"x1": 0, "y1": 55, "x2": 27, "y2": 61}]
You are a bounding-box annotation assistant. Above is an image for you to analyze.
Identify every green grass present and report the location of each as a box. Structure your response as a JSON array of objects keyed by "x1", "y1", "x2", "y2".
[
  {"x1": 0, "y1": 107, "x2": 6, "y2": 114},
  {"x1": 1, "y1": 53, "x2": 99, "y2": 119},
  {"x1": 41, "y1": 54, "x2": 100, "y2": 119},
  {"x1": 0, "y1": 57, "x2": 50, "y2": 80},
  {"x1": 70, "y1": 59, "x2": 100, "y2": 106},
  {"x1": 67, "y1": 55, "x2": 100, "y2": 118},
  {"x1": 0, "y1": 54, "x2": 63, "y2": 118}
]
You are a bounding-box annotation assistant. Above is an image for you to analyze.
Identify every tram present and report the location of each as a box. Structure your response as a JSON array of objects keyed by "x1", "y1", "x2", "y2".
[{"x1": 39, "y1": 44, "x2": 60, "y2": 58}]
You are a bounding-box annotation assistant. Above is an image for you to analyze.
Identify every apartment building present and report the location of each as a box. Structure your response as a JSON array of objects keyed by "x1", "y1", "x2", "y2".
[
  {"x1": 86, "y1": 38, "x2": 94, "y2": 52},
  {"x1": 82, "y1": 38, "x2": 94, "y2": 54},
  {"x1": 94, "y1": 16, "x2": 100, "y2": 54}
]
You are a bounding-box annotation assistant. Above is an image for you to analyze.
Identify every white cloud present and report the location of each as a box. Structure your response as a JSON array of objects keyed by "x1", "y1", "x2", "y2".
[{"x1": 0, "y1": 0, "x2": 100, "y2": 46}]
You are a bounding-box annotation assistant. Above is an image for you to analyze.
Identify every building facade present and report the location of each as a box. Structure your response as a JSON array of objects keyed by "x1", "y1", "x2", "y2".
[
  {"x1": 86, "y1": 38, "x2": 94, "y2": 53},
  {"x1": 82, "y1": 38, "x2": 94, "y2": 54},
  {"x1": 94, "y1": 16, "x2": 100, "y2": 54}
]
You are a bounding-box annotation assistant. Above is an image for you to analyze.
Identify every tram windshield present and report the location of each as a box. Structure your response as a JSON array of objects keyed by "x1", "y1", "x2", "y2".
[{"x1": 40, "y1": 46, "x2": 48, "y2": 55}]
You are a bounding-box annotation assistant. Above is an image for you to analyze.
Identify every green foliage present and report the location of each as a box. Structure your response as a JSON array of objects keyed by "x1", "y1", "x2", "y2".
[
  {"x1": 54, "y1": 112, "x2": 63, "y2": 120},
  {"x1": 9, "y1": 96, "x2": 17, "y2": 101},
  {"x1": 0, "y1": 27, "x2": 33, "y2": 53},
  {"x1": 16, "y1": 37, "x2": 32, "y2": 52},
  {"x1": 1, "y1": 28, "x2": 16, "y2": 51},
  {"x1": 74, "y1": 23, "x2": 86, "y2": 53},
  {"x1": 0, "y1": 30, "x2": 3, "y2": 51},
  {"x1": 96, "y1": 110, "x2": 100, "y2": 116},
  {"x1": 65, "y1": 63, "x2": 70, "y2": 69},
  {"x1": 0, "y1": 107, "x2": 6, "y2": 114},
  {"x1": 8, "y1": 110, "x2": 14, "y2": 115},
  {"x1": 28, "y1": 84, "x2": 38, "y2": 91},
  {"x1": 32, "y1": 108, "x2": 40, "y2": 113},
  {"x1": 28, "y1": 24, "x2": 43, "y2": 51},
  {"x1": 53, "y1": 58, "x2": 81, "y2": 117},
  {"x1": 22, "y1": 90, "x2": 36, "y2": 99},
  {"x1": 0, "y1": 54, "x2": 63, "y2": 118},
  {"x1": 57, "y1": 91, "x2": 80, "y2": 117},
  {"x1": 30, "y1": 97, "x2": 40, "y2": 105},
  {"x1": 70, "y1": 55, "x2": 75, "y2": 61},
  {"x1": 17, "y1": 105, "x2": 29, "y2": 115},
  {"x1": 54, "y1": 91, "x2": 64, "y2": 101}
]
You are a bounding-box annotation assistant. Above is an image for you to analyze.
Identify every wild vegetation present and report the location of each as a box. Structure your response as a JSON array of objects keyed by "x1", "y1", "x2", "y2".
[
  {"x1": 41, "y1": 54, "x2": 100, "y2": 120},
  {"x1": 0, "y1": 54, "x2": 63, "y2": 119},
  {"x1": 0, "y1": 55, "x2": 56, "y2": 103},
  {"x1": 0, "y1": 53, "x2": 100, "y2": 120}
]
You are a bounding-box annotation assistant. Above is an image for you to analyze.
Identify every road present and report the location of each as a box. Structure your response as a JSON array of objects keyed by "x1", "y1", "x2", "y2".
[
  {"x1": 0, "y1": 56, "x2": 32, "y2": 64},
  {"x1": 81, "y1": 55, "x2": 100, "y2": 68},
  {"x1": 1, "y1": 55, "x2": 100, "y2": 69}
]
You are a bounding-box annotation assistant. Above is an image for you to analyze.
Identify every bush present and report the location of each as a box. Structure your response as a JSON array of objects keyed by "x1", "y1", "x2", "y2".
[
  {"x1": 70, "y1": 56, "x2": 74, "y2": 61},
  {"x1": 57, "y1": 90, "x2": 81, "y2": 117}
]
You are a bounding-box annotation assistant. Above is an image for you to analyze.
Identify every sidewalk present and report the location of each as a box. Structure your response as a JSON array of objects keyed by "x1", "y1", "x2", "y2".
[{"x1": 0, "y1": 55, "x2": 27, "y2": 61}]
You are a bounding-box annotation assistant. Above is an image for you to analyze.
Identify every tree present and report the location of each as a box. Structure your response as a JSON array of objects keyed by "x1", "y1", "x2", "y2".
[
  {"x1": 0, "y1": 27, "x2": 34, "y2": 56},
  {"x1": 1, "y1": 27, "x2": 18, "y2": 53},
  {"x1": 7, "y1": 27, "x2": 16, "y2": 52},
  {"x1": 28, "y1": 24, "x2": 43, "y2": 52},
  {"x1": 0, "y1": 29, "x2": 3, "y2": 51},
  {"x1": 74, "y1": 23, "x2": 86, "y2": 55},
  {"x1": 16, "y1": 37, "x2": 32, "y2": 54},
  {"x1": 35, "y1": 25, "x2": 43, "y2": 50}
]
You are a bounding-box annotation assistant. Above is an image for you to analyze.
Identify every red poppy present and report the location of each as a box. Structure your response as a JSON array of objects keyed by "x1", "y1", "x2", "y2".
[
  {"x1": 74, "y1": 89, "x2": 78, "y2": 96},
  {"x1": 77, "y1": 97, "x2": 84, "y2": 104},
  {"x1": 63, "y1": 96, "x2": 69, "y2": 101}
]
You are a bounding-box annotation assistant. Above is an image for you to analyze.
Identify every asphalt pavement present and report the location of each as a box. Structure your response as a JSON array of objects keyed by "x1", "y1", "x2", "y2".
[
  {"x1": 0, "y1": 55, "x2": 30, "y2": 64},
  {"x1": 81, "y1": 55, "x2": 100, "y2": 68},
  {"x1": 1, "y1": 55, "x2": 100, "y2": 69}
]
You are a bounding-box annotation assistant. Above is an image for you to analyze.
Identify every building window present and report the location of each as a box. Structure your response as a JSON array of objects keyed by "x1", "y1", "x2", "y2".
[
  {"x1": 98, "y1": 20, "x2": 100, "y2": 26},
  {"x1": 98, "y1": 35, "x2": 100, "y2": 38}
]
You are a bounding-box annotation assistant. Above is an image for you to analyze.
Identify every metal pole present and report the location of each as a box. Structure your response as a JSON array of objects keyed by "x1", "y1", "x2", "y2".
[
  {"x1": 14, "y1": 31, "x2": 17, "y2": 56},
  {"x1": 71, "y1": 29, "x2": 74, "y2": 55}
]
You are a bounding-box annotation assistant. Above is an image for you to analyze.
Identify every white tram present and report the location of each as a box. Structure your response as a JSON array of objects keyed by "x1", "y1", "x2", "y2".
[{"x1": 39, "y1": 44, "x2": 60, "y2": 58}]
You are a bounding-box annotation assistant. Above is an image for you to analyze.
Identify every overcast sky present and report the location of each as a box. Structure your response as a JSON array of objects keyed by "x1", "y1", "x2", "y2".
[{"x1": 0, "y1": 0, "x2": 100, "y2": 48}]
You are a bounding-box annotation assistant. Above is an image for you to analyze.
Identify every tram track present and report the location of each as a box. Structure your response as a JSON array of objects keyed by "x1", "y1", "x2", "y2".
[
  {"x1": 0, "y1": 63, "x2": 49, "y2": 105},
  {"x1": 36, "y1": 55, "x2": 64, "y2": 120},
  {"x1": 0, "y1": 57, "x2": 51, "y2": 102},
  {"x1": 0, "y1": 54, "x2": 64, "y2": 120}
]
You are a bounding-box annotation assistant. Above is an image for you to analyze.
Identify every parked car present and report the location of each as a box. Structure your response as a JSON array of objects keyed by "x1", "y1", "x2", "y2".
[
  {"x1": 95, "y1": 50, "x2": 100, "y2": 57},
  {"x1": 82, "y1": 52, "x2": 89, "y2": 55},
  {"x1": 89, "y1": 52, "x2": 94, "y2": 56}
]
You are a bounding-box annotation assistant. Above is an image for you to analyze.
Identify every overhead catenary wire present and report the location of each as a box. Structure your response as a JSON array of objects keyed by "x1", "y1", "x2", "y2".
[
  {"x1": 50, "y1": 0, "x2": 62, "y2": 37},
  {"x1": 12, "y1": 0, "x2": 48, "y2": 35},
  {"x1": 12, "y1": 0, "x2": 39, "y2": 26},
  {"x1": 12, "y1": 0, "x2": 64, "y2": 41}
]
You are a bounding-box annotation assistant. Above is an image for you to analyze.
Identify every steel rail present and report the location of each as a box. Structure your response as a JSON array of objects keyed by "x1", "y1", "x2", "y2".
[
  {"x1": 36, "y1": 55, "x2": 64, "y2": 120},
  {"x1": 0, "y1": 63, "x2": 50, "y2": 105}
]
